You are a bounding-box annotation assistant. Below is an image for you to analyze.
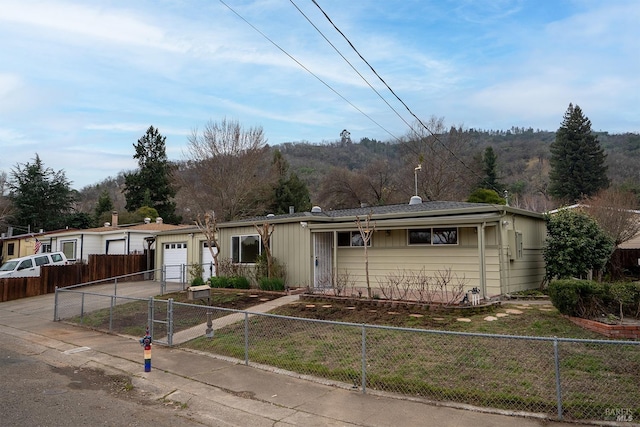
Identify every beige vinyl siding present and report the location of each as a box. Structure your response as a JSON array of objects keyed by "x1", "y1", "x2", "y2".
[
  {"x1": 334, "y1": 226, "x2": 502, "y2": 298},
  {"x1": 499, "y1": 214, "x2": 547, "y2": 294},
  {"x1": 218, "y1": 222, "x2": 312, "y2": 288}
]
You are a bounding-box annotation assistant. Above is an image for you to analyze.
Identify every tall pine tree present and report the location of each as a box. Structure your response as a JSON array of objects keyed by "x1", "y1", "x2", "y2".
[
  {"x1": 9, "y1": 154, "x2": 76, "y2": 231},
  {"x1": 124, "y1": 126, "x2": 180, "y2": 223},
  {"x1": 549, "y1": 104, "x2": 608, "y2": 203}
]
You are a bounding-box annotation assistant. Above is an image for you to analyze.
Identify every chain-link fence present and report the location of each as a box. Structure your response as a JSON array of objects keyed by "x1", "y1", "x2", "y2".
[{"x1": 55, "y1": 288, "x2": 640, "y2": 422}]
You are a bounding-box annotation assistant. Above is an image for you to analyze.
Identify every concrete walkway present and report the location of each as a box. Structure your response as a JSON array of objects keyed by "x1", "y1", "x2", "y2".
[
  {"x1": 0, "y1": 289, "x2": 578, "y2": 427},
  {"x1": 171, "y1": 294, "x2": 300, "y2": 345}
]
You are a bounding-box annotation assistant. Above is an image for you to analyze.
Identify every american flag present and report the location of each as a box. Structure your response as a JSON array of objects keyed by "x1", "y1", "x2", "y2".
[{"x1": 34, "y1": 238, "x2": 42, "y2": 254}]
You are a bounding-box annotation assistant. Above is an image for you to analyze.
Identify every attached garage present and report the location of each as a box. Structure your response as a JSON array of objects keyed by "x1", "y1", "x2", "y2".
[{"x1": 163, "y1": 242, "x2": 187, "y2": 282}]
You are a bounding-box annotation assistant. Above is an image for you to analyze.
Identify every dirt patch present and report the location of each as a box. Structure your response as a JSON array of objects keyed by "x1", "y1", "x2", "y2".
[{"x1": 271, "y1": 299, "x2": 482, "y2": 329}]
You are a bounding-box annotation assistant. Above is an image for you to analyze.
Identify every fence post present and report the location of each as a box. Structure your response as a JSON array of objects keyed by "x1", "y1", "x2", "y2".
[
  {"x1": 161, "y1": 267, "x2": 166, "y2": 295},
  {"x1": 53, "y1": 286, "x2": 59, "y2": 321},
  {"x1": 361, "y1": 325, "x2": 367, "y2": 394},
  {"x1": 109, "y1": 295, "x2": 115, "y2": 333},
  {"x1": 553, "y1": 337, "x2": 563, "y2": 420},
  {"x1": 167, "y1": 298, "x2": 174, "y2": 346},
  {"x1": 148, "y1": 297, "x2": 154, "y2": 339},
  {"x1": 80, "y1": 292, "x2": 85, "y2": 324},
  {"x1": 244, "y1": 312, "x2": 249, "y2": 366},
  {"x1": 181, "y1": 264, "x2": 186, "y2": 291},
  {"x1": 114, "y1": 277, "x2": 118, "y2": 295}
]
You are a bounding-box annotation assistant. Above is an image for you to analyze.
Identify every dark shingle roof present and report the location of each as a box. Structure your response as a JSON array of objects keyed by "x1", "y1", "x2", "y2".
[{"x1": 225, "y1": 201, "x2": 498, "y2": 226}]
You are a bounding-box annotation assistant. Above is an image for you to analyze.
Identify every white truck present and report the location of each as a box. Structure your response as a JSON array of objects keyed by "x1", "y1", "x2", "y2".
[{"x1": 0, "y1": 252, "x2": 69, "y2": 278}]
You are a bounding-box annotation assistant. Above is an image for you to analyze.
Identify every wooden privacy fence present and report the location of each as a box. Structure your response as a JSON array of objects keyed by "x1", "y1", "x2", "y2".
[{"x1": 0, "y1": 253, "x2": 152, "y2": 302}]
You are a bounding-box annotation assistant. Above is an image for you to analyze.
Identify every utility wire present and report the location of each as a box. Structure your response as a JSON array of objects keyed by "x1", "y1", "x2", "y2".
[
  {"x1": 218, "y1": 0, "x2": 400, "y2": 142},
  {"x1": 288, "y1": 0, "x2": 416, "y2": 139},
  {"x1": 309, "y1": 0, "x2": 505, "y2": 199}
]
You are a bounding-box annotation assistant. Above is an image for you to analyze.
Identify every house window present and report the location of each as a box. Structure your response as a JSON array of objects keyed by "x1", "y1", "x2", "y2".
[
  {"x1": 432, "y1": 227, "x2": 458, "y2": 244},
  {"x1": 61, "y1": 241, "x2": 76, "y2": 261},
  {"x1": 8, "y1": 243, "x2": 15, "y2": 256},
  {"x1": 408, "y1": 227, "x2": 458, "y2": 245},
  {"x1": 42, "y1": 242, "x2": 52, "y2": 253},
  {"x1": 408, "y1": 229, "x2": 431, "y2": 245},
  {"x1": 337, "y1": 231, "x2": 371, "y2": 247},
  {"x1": 231, "y1": 235, "x2": 262, "y2": 263}
]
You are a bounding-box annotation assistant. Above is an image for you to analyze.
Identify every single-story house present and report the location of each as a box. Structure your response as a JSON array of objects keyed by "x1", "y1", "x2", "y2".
[
  {"x1": 42, "y1": 213, "x2": 190, "y2": 263},
  {"x1": 154, "y1": 200, "x2": 547, "y2": 300}
]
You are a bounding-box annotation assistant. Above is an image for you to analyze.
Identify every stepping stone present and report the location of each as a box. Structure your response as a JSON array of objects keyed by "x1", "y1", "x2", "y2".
[
  {"x1": 346, "y1": 306, "x2": 356, "y2": 310},
  {"x1": 495, "y1": 313, "x2": 509, "y2": 318},
  {"x1": 456, "y1": 318, "x2": 471, "y2": 322},
  {"x1": 305, "y1": 304, "x2": 316, "y2": 308},
  {"x1": 505, "y1": 309, "x2": 523, "y2": 314},
  {"x1": 322, "y1": 305, "x2": 333, "y2": 308},
  {"x1": 433, "y1": 317, "x2": 445, "y2": 321},
  {"x1": 484, "y1": 316, "x2": 498, "y2": 322},
  {"x1": 249, "y1": 295, "x2": 259, "y2": 298},
  {"x1": 259, "y1": 298, "x2": 269, "y2": 301},
  {"x1": 538, "y1": 308, "x2": 555, "y2": 312},
  {"x1": 368, "y1": 310, "x2": 377, "y2": 313},
  {"x1": 409, "y1": 314, "x2": 423, "y2": 318},
  {"x1": 387, "y1": 311, "x2": 399, "y2": 315},
  {"x1": 516, "y1": 305, "x2": 533, "y2": 309}
]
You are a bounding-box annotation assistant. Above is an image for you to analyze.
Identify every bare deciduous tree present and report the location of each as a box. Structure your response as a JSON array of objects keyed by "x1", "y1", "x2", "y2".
[
  {"x1": 182, "y1": 118, "x2": 272, "y2": 221},
  {"x1": 401, "y1": 117, "x2": 476, "y2": 201},
  {"x1": 355, "y1": 212, "x2": 375, "y2": 298},
  {"x1": 254, "y1": 221, "x2": 275, "y2": 278},
  {"x1": 195, "y1": 211, "x2": 220, "y2": 277},
  {"x1": 580, "y1": 188, "x2": 640, "y2": 246}
]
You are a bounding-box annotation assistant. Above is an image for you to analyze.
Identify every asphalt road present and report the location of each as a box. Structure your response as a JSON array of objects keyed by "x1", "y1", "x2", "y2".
[{"x1": 0, "y1": 333, "x2": 205, "y2": 427}]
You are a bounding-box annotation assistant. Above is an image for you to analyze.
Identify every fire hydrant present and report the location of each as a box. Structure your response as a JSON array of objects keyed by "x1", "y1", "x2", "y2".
[{"x1": 139, "y1": 326, "x2": 152, "y2": 372}]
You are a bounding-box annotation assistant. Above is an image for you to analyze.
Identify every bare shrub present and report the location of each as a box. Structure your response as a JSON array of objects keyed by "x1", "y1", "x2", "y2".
[
  {"x1": 334, "y1": 270, "x2": 355, "y2": 297},
  {"x1": 432, "y1": 268, "x2": 468, "y2": 306}
]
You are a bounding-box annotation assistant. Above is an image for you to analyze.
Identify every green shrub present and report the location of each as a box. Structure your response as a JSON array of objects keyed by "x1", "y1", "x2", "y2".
[
  {"x1": 190, "y1": 276, "x2": 205, "y2": 286},
  {"x1": 229, "y1": 276, "x2": 250, "y2": 289},
  {"x1": 209, "y1": 276, "x2": 231, "y2": 288},
  {"x1": 548, "y1": 279, "x2": 606, "y2": 318},
  {"x1": 259, "y1": 277, "x2": 285, "y2": 291}
]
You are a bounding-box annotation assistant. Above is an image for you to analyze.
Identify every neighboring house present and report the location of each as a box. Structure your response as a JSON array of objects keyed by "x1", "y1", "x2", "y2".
[
  {"x1": 154, "y1": 200, "x2": 547, "y2": 299},
  {"x1": 42, "y1": 213, "x2": 189, "y2": 263},
  {"x1": 0, "y1": 229, "x2": 61, "y2": 263}
]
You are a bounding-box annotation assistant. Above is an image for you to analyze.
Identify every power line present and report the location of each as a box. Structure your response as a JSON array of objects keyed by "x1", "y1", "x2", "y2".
[
  {"x1": 309, "y1": 0, "x2": 505, "y2": 199},
  {"x1": 217, "y1": 0, "x2": 400, "y2": 142},
  {"x1": 288, "y1": 0, "x2": 416, "y2": 139}
]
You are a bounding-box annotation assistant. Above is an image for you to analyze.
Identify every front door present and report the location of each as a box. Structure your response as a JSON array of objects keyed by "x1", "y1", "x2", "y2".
[{"x1": 313, "y1": 232, "x2": 333, "y2": 289}]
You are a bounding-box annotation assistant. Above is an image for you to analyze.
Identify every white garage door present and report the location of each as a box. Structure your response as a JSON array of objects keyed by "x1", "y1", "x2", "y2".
[
  {"x1": 163, "y1": 242, "x2": 187, "y2": 282},
  {"x1": 201, "y1": 241, "x2": 218, "y2": 281},
  {"x1": 106, "y1": 239, "x2": 126, "y2": 255}
]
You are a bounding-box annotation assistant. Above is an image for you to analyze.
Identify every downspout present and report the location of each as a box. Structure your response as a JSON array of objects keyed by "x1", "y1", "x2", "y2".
[
  {"x1": 478, "y1": 222, "x2": 487, "y2": 300},
  {"x1": 127, "y1": 232, "x2": 131, "y2": 254},
  {"x1": 80, "y1": 234, "x2": 84, "y2": 262},
  {"x1": 333, "y1": 230, "x2": 338, "y2": 287}
]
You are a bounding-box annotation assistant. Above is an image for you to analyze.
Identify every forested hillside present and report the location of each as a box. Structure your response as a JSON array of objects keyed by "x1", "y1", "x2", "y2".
[{"x1": 78, "y1": 129, "x2": 640, "y2": 223}]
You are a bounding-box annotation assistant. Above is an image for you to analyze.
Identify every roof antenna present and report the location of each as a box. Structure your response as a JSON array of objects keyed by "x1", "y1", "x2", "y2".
[{"x1": 410, "y1": 164, "x2": 423, "y2": 205}]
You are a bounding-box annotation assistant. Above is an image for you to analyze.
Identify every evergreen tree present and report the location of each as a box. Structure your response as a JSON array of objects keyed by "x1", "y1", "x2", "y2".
[
  {"x1": 123, "y1": 126, "x2": 180, "y2": 223},
  {"x1": 269, "y1": 150, "x2": 312, "y2": 214},
  {"x1": 549, "y1": 104, "x2": 609, "y2": 202},
  {"x1": 481, "y1": 146, "x2": 501, "y2": 191},
  {"x1": 94, "y1": 190, "x2": 114, "y2": 226},
  {"x1": 9, "y1": 154, "x2": 76, "y2": 231}
]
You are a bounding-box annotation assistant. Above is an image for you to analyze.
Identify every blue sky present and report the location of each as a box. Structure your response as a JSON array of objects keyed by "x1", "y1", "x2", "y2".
[{"x1": 1, "y1": 0, "x2": 638, "y2": 189}]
